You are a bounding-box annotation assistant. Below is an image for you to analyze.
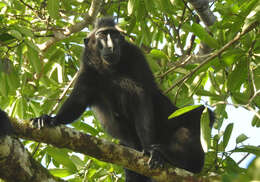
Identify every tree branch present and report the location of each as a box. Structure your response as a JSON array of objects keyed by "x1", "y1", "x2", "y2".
[
  {"x1": 0, "y1": 136, "x2": 65, "y2": 182},
  {"x1": 7, "y1": 117, "x2": 220, "y2": 182},
  {"x1": 40, "y1": 0, "x2": 103, "y2": 52},
  {"x1": 187, "y1": 0, "x2": 216, "y2": 26}
]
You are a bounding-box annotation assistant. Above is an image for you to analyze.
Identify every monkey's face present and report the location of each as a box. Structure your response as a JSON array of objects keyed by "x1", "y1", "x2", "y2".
[{"x1": 94, "y1": 28, "x2": 123, "y2": 66}]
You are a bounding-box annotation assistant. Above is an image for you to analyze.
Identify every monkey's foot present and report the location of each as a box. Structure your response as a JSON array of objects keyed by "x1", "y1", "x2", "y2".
[{"x1": 144, "y1": 144, "x2": 165, "y2": 169}]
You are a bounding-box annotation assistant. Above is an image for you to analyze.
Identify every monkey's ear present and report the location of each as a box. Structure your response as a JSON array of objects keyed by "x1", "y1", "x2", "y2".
[{"x1": 84, "y1": 38, "x2": 90, "y2": 46}]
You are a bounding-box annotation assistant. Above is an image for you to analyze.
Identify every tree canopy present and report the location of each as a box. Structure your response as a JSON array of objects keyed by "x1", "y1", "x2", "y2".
[{"x1": 0, "y1": 0, "x2": 259, "y2": 181}]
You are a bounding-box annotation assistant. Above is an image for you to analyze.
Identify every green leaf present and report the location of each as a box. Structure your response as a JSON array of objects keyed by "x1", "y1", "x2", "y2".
[
  {"x1": 0, "y1": 73, "x2": 8, "y2": 96},
  {"x1": 62, "y1": 0, "x2": 72, "y2": 11},
  {"x1": 221, "y1": 49, "x2": 244, "y2": 66},
  {"x1": 30, "y1": 102, "x2": 41, "y2": 116},
  {"x1": 223, "y1": 123, "x2": 234, "y2": 150},
  {"x1": 196, "y1": 89, "x2": 224, "y2": 100},
  {"x1": 0, "y1": 2, "x2": 6, "y2": 9},
  {"x1": 24, "y1": 39, "x2": 40, "y2": 52},
  {"x1": 233, "y1": 145, "x2": 260, "y2": 156},
  {"x1": 191, "y1": 23, "x2": 219, "y2": 49},
  {"x1": 168, "y1": 105, "x2": 202, "y2": 119},
  {"x1": 215, "y1": 105, "x2": 227, "y2": 130},
  {"x1": 239, "y1": 0, "x2": 259, "y2": 20},
  {"x1": 27, "y1": 47, "x2": 41, "y2": 73},
  {"x1": 231, "y1": 92, "x2": 250, "y2": 105},
  {"x1": 227, "y1": 59, "x2": 248, "y2": 92},
  {"x1": 8, "y1": 29, "x2": 23, "y2": 40},
  {"x1": 149, "y1": 49, "x2": 168, "y2": 60},
  {"x1": 0, "y1": 33, "x2": 15, "y2": 43},
  {"x1": 47, "y1": 148, "x2": 77, "y2": 172},
  {"x1": 49, "y1": 168, "x2": 72, "y2": 177},
  {"x1": 146, "y1": 55, "x2": 160, "y2": 72},
  {"x1": 70, "y1": 155, "x2": 85, "y2": 169},
  {"x1": 15, "y1": 97, "x2": 25, "y2": 119},
  {"x1": 127, "y1": 0, "x2": 135, "y2": 15},
  {"x1": 252, "y1": 112, "x2": 260, "y2": 127},
  {"x1": 200, "y1": 108, "x2": 211, "y2": 152},
  {"x1": 243, "y1": 3, "x2": 260, "y2": 31},
  {"x1": 223, "y1": 156, "x2": 244, "y2": 173},
  {"x1": 236, "y1": 134, "x2": 249, "y2": 144},
  {"x1": 160, "y1": 0, "x2": 174, "y2": 14},
  {"x1": 16, "y1": 26, "x2": 34, "y2": 37},
  {"x1": 72, "y1": 121, "x2": 99, "y2": 136},
  {"x1": 47, "y1": 0, "x2": 59, "y2": 19},
  {"x1": 144, "y1": 0, "x2": 155, "y2": 13},
  {"x1": 136, "y1": 0, "x2": 146, "y2": 21},
  {"x1": 6, "y1": 70, "x2": 20, "y2": 92}
]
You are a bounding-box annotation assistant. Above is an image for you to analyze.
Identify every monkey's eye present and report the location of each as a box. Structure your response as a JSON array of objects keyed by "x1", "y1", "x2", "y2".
[
  {"x1": 84, "y1": 38, "x2": 90, "y2": 46},
  {"x1": 96, "y1": 32, "x2": 106, "y2": 39}
]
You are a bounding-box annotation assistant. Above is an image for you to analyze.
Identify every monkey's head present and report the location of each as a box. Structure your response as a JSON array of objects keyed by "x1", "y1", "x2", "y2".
[{"x1": 84, "y1": 17, "x2": 124, "y2": 67}]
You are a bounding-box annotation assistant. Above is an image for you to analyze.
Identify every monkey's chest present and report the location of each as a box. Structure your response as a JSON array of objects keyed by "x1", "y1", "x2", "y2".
[
  {"x1": 91, "y1": 98, "x2": 137, "y2": 145},
  {"x1": 96, "y1": 76, "x2": 143, "y2": 110},
  {"x1": 91, "y1": 77, "x2": 142, "y2": 143}
]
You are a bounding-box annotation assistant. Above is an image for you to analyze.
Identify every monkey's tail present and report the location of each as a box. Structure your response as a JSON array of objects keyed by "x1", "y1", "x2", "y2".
[{"x1": 0, "y1": 109, "x2": 13, "y2": 137}]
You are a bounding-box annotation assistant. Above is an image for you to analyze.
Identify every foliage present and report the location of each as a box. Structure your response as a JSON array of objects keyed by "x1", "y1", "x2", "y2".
[{"x1": 0, "y1": 0, "x2": 259, "y2": 181}]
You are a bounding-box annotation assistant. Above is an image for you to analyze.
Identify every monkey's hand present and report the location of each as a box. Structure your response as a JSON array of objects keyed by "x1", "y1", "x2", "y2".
[
  {"x1": 143, "y1": 144, "x2": 165, "y2": 169},
  {"x1": 31, "y1": 115, "x2": 58, "y2": 129}
]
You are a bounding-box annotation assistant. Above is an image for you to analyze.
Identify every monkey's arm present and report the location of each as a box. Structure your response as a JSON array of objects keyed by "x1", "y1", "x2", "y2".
[{"x1": 32, "y1": 73, "x2": 94, "y2": 128}]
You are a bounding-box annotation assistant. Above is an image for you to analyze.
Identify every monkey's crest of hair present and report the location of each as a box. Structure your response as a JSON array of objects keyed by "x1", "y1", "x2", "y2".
[{"x1": 95, "y1": 17, "x2": 116, "y2": 29}]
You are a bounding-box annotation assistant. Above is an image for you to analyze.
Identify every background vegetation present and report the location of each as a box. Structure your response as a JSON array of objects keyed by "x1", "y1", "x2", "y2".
[{"x1": 0, "y1": 0, "x2": 259, "y2": 181}]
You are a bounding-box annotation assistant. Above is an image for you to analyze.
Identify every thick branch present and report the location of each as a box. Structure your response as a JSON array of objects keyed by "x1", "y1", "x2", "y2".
[
  {"x1": 8, "y1": 118, "x2": 219, "y2": 182},
  {"x1": 187, "y1": 0, "x2": 216, "y2": 26},
  {"x1": 0, "y1": 136, "x2": 65, "y2": 182},
  {"x1": 40, "y1": 0, "x2": 102, "y2": 52}
]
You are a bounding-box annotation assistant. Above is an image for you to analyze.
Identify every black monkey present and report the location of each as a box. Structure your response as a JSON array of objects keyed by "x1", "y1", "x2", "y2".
[{"x1": 32, "y1": 17, "x2": 214, "y2": 181}]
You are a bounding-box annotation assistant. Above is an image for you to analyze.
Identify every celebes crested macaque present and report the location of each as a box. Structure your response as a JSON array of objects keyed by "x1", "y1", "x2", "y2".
[{"x1": 31, "y1": 17, "x2": 214, "y2": 182}]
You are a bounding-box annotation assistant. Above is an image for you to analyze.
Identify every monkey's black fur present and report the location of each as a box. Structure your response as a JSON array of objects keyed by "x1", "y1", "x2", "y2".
[
  {"x1": 95, "y1": 17, "x2": 116, "y2": 28},
  {"x1": 32, "y1": 17, "x2": 214, "y2": 182},
  {"x1": 0, "y1": 109, "x2": 13, "y2": 137}
]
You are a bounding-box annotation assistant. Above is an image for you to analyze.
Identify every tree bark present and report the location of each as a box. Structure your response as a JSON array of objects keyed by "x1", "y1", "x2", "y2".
[
  {"x1": 187, "y1": 0, "x2": 216, "y2": 26},
  {"x1": 0, "y1": 136, "x2": 65, "y2": 182}
]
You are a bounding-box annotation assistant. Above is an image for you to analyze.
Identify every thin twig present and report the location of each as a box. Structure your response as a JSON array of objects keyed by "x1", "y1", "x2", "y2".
[
  {"x1": 40, "y1": 0, "x2": 103, "y2": 52},
  {"x1": 185, "y1": 33, "x2": 196, "y2": 55},
  {"x1": 18, "y1": 0, "x2": 35, "y2": 12},
  {"x1": 158, "y1": 55, "x2": 192, "y2": 78},
  {"x1": 212, "y1": 100, "x2": 260, "y2": 120},
  {"x1": 247, "y1": 106, "x2": 260, "y2": 120},
  {"x1": 237, "y1": 153, "x2": 251, "y2": 165},
  {"x1": 166, "y1": 17, "x2": 184, "y2": 54},
  {"x1": 237, "y1": 145, "x2": 260, "y2": 165},
  {"x1": 51, "y1": 72, "x2": 79, "y2": 114},
  {"x1": 148, "y1": 16, "x2": 175, "y2": 42},
  {"x1": 178, "y1": 6, "x2": 187, "y2": 32},
  {"x1": 182, "y1": 0, "x2": 194, "y2": 15}
]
